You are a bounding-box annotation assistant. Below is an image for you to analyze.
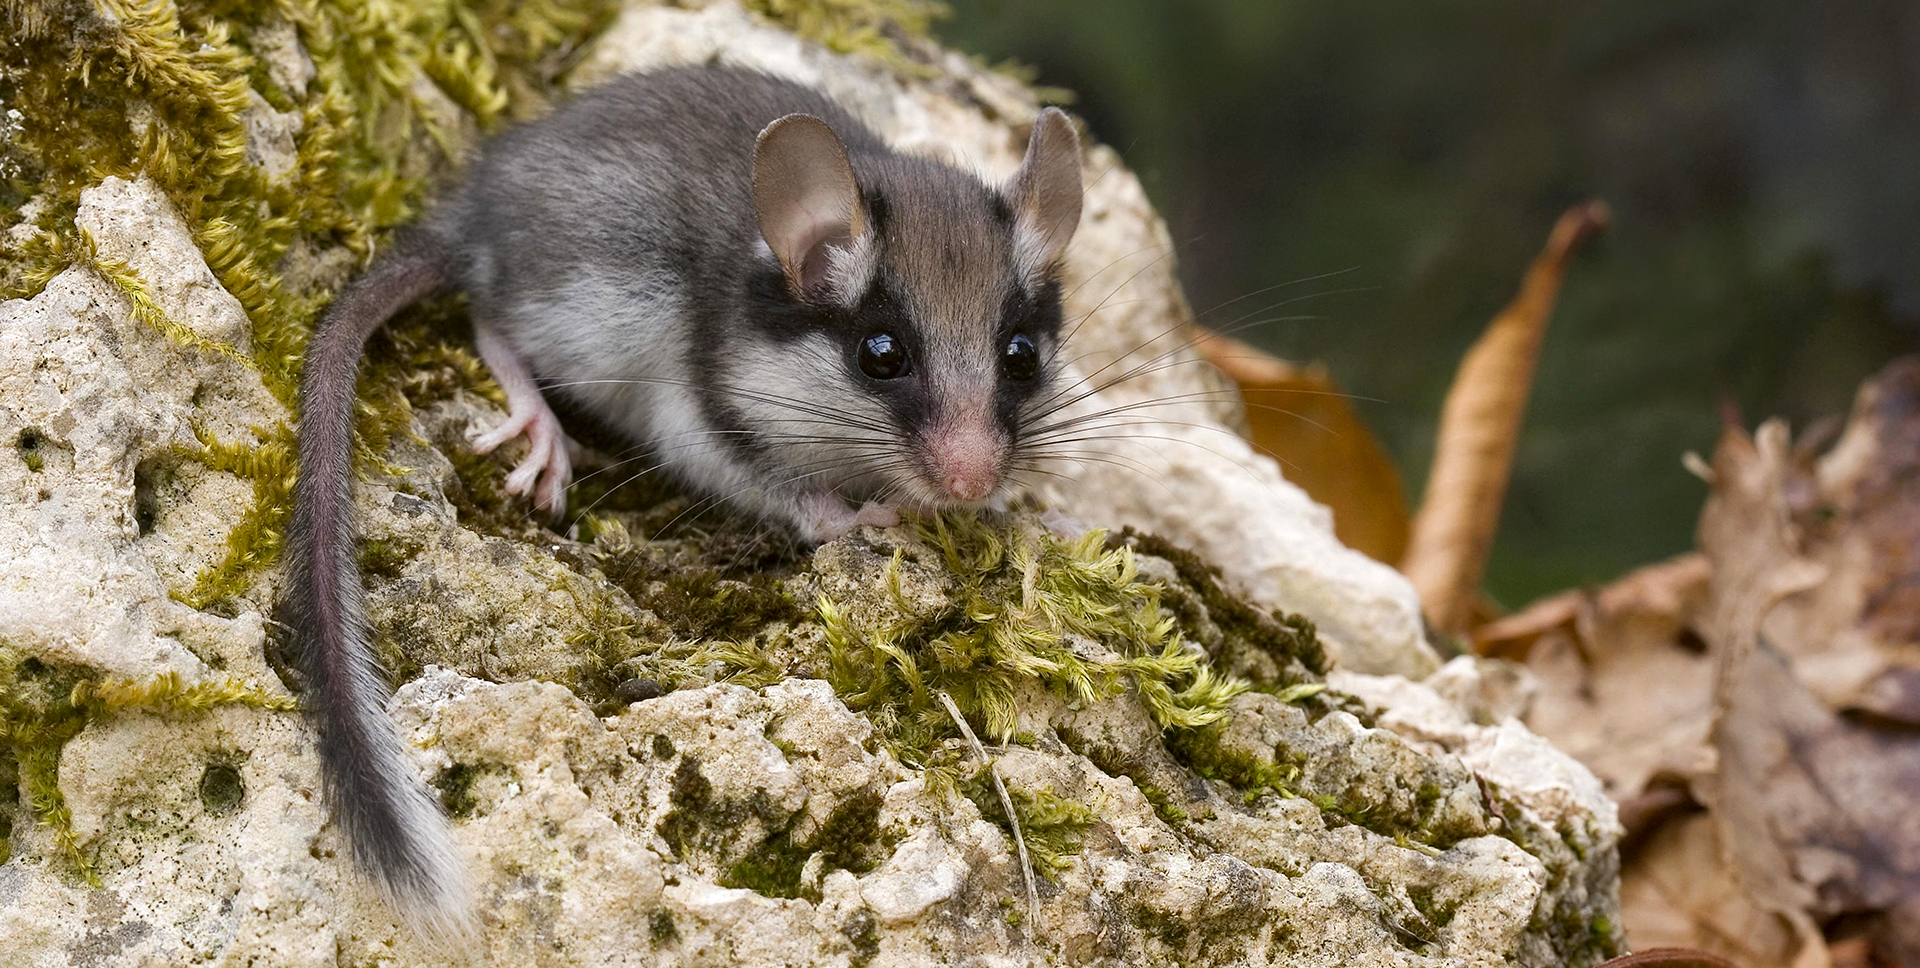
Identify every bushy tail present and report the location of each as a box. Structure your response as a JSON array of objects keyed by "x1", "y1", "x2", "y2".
[{"x1": 281, "y1": 233, "x2": 474, "y2": 940}]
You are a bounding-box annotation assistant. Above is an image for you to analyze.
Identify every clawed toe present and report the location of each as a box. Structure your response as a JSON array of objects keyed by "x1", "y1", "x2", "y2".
[
  {"x1": 472, "y1": 411, "x2": 533, "y2": 455},
  {"x1": 471, "y1": 326, "x2": 574, "y2": 520},
  {"x1": 480, "y1": 408, "x2": 575, "y2": 519}
]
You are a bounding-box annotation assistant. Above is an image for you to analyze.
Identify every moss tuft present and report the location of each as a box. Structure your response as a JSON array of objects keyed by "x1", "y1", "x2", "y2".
[
  {"x1": 1164, "y1": 725, "x2": 1304, "y2": 806},
  {"x1": 744, "y1": 0, "x2": 946, "y2": 72},
  {"x1": 648, "y1": 909, "x2": 678, "y2": 947},
  {"x1": 1136, "y1": 782, "x2": 1188, "y2": 825},
  {"x1": 170, "y1": 423, "x2": 298, "y2": 611},
  {"x1": 432, "y1": 762, "x2": 483, "y2": 818},
  {"x1": 841, "y1": 907, "x2": 881, "y2": 968},
  {"x1": 822, "y1": 514, "x2": 1248, "y2": 763},
  {"x1": 1110, "y1": 529, "x2": 1328, "y2": 680},
  {"x1": 961, "y1": 776, "x2": 1092, "y2": 878},
  {"x1": 719, "y1": 787, "x2": 883, "y2": 899},
  {"x1": 82, "y1": 229, "x2": 256, "y2": 368}
]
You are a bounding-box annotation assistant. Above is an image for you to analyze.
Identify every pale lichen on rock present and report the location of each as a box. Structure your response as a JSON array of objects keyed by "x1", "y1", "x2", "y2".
[{"x1": 0, "y1": 1, "x2": 1618, "y2": 965}]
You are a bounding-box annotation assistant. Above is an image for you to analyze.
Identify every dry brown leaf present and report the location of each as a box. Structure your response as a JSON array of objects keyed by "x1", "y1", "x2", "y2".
[
  {"x1": 1511, "y1": 553, "x2": 1716, "y2": 798},
  {"x1": 1620, "y1": 811, "x2": 1828, "y2": 968},
  {"x1": 1600, "y1": 946, "x2": 1756, "y2": 968},
  {"x1": 1698, "y1": 383, "x2": 1920, "y2": 962},
  {"x1": 1191, "y1": 330, "x2": 1412, "y2": 563},
  {"x1": 1491, "y1": 573, "x2": 1709, "y2": 819},
  {"x1": 1402, "y1": 200, "x2": 1612, "y2": 633},
  {"x1": 1475, "y1": 552, "x2": 1710, "y2": 660},
  {"x1": 1763, "y1": 358, "x2": 1920, "y2": 724}
]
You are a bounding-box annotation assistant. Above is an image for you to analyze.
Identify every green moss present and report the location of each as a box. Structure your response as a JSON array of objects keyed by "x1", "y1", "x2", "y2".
[
  {"x1": 744, "y1": 0, "x2": 946, "y2": 71},
  {"x1": 720, "y1": 788, "x2": 884, "y2": 899},
  {"x1": 1164, "y1": 725, "x2": 1303, "y2": 806},
  {"x1": 822, "y1": 514, "x2": 1247, "y2": 764},
  {"x1": 562, "y1": 516, "x2": 807, "y2": 710},
  {"x1": 648, "y1": 909, "x2": 678, "y2": 947},
  {"x1": 961, "y1": 777, "x2": 1092, "y2": 878},
  {"x1": 432, "y1": 762, "x2": 486, "y2": 819},
  {"x1": 1111, "y1": 529, "x2": 1329, "y2": 680},
  {"x1": 808, "y1": 788, "x2": 885, "y2": 873},
  {"x1": 1136, "y1": 783, "x2": 1188, "y2": 825},
  {"x1": 83, "y1": 230, "x2": 256, "y2": 368},
  {"x1": 16, "y1": 430, "x2": 43, "y2": 473},
  {"x1": 0, "y1": 750, "x2": 16, "y2": 865},
  {"x1": 619, "y1": 563, "x2": 803, "y2": 643},
  {"x1": 840, "y1": 908, "x2": 881, "y2": 968},
  {"x1": 1478, "y1": 778, "x2": 1623, "y2": 965},
  {"x1": 0, "y1": 665, "x2": 295, "y2": 882},
  {"x1": 355, "y1": 535, "x2": 419, "y2": 580},
  {"x1": 655, "y1": 755, "x2": 716, "y2": 860},
  {"x1": 1407, "y1": 886, "x2": 1456, "y2": 930},
  {"x1": 198, "y1": 760, "x2": 246, "y2": 815},
  {"x1": 1133, "y1": 903, "x2": 1192, "y2": 952},
  {"x1": 722, "y1": 832, "x2": 813, "y2": 899},
  {"x1": 171, "y1": 422, "x2": 298, "y2": 611},
  {"x1": 1057, "y1": 726, "x2": 1204, "y2": 825}
]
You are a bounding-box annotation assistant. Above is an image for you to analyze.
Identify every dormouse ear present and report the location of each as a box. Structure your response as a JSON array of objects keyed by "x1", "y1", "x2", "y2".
[
  {"x1": 753, "y1": 114, "x2": 869, "y2": 300},
  {"x1": 1007, "y1": 107, "x2": 1083, "y2": 274}
]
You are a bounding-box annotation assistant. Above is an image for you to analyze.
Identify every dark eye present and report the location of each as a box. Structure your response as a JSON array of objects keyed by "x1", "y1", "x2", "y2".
[
  {"x1": 1002, "y1": 333, "x2": 1039, "y2": 381},
  {"x1": 858, "y1": 332, "x2": 910, "y2": 379}
]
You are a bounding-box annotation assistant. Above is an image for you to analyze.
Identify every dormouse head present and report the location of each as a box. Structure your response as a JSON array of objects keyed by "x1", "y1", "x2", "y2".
[{"x1": 749, "y1": 107, "x2": 1083, "y2": 509}]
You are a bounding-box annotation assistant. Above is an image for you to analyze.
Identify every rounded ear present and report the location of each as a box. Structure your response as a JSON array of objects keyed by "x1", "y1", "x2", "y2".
[
  {"x1": 752, "y1": 114, "x2": 869, "y2": 297},
  {"x1": 1007, "y1": 107, "x2": 1084, "y2": 273}
]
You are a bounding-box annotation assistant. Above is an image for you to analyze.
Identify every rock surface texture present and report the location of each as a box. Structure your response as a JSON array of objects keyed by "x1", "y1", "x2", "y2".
[{"x1": 0, "y1": 2, "x2": 1611, "y2": 965}]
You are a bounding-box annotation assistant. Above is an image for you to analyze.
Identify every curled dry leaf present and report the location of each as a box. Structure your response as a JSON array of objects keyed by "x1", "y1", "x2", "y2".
[
  {"x1": 1600, "y1": 945, "x2": 1755, "y2": 968},
  {"x1": 1401, "y1": 200, "x2": 1611, "y2": 634},
  {"x1": 1514, "y1": 359, "x2": 1920, "y2": 967},
  {"x1": 1762, "y1": 358, "x2": 1920, "y2": 724},
  {"x1": 1697, "y1": 361, "x2": 1920, "y2": 967},
  {"x1": 1191, "y1": 329, "x2": 1411, "y2": 563}
]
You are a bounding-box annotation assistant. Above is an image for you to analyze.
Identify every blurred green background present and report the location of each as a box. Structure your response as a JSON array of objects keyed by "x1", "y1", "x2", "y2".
[{"x1": 940, "y1": 0, "x2": 1920, "y2": 606}]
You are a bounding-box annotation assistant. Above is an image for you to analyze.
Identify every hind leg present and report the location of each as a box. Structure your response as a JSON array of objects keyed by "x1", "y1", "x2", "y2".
[{"x1": 471, "y1": 325, "x2": 576, "y2": 517}]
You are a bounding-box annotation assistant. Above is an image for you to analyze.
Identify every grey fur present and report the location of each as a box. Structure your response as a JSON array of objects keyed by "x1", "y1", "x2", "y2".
[{"x1": 285, "y1": 64, "x2": 1081, "y2": 935}]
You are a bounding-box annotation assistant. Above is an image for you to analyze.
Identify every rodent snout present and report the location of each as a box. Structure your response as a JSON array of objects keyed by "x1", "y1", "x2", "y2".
[{"x1": 922, "y1": 423, "x2": 1005, "y2": 503}]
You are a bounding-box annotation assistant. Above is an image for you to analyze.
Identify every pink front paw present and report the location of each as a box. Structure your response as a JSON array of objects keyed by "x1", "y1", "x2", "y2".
[
  {"x1": 796, "y1": 494, "x2": 899, "y2": 543},
  {"x1": 855, "y1": 502, "x2": 900, "y2": 528},
  {"x1": 474, "y1": 407, "x2": 575, "y2": 520}
]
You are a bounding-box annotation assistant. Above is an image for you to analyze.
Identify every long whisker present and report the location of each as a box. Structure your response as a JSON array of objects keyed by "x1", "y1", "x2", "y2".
[
  {"x1": 1035, "y1": 289, "x2": 1366, "y2": 421},
  {"x1": 533, "y1": 375, "x2": 900, "y2": 437}
]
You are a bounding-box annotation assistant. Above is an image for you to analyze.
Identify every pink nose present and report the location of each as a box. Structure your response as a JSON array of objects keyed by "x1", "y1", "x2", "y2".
[{"x1": 927, "y1": 425, "x2": 1003, "y2": 502}]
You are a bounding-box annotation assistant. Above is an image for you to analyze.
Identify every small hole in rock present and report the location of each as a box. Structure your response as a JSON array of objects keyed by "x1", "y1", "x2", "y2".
[
  {"x1": 199, "y1": 762, "x2": 246, "y2": 815},
  {"x1": 133, "y1": 459, "x2": 168, "y2": 536}
]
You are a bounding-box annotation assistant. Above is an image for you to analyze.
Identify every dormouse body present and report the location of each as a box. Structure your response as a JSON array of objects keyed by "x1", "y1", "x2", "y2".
[{"x1": 283, "y1": 65, "x2": 1084, "y2": 937}]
